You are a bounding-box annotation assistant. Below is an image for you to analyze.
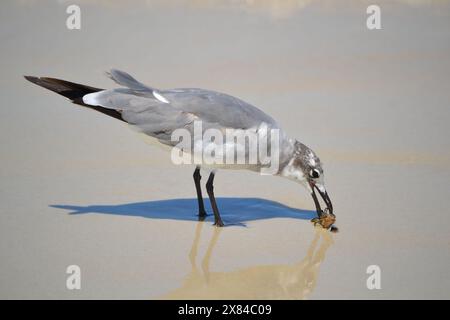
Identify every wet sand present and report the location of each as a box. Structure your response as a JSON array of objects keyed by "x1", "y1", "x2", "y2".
[{"x1": 0, "y1": 0, "x2": 450, "y2": 299}]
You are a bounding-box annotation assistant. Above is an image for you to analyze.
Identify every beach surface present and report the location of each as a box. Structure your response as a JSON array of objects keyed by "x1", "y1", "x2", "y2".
[{"x1": 0, "y1": 0, "x2": 449, "y2": 299}]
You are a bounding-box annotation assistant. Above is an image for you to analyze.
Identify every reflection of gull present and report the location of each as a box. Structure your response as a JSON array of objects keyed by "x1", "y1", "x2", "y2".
[{"x1": 160, "y1": 222, "x2": 333, "y2": 299}]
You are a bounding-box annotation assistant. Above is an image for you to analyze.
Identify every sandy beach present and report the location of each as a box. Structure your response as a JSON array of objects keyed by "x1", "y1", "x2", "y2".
[{"x1": 0, "y1": 0, "x2": 449, "y2": 299}]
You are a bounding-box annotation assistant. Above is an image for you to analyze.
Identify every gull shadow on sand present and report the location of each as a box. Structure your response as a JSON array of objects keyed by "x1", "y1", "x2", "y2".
[{"x1": 51, "y1": 198, "x2": 315, "y2": 227}]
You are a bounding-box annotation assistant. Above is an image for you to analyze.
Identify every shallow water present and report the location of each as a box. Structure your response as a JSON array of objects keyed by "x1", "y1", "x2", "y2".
[{"x1": 0, "y1": 0, "x2": 449, "y2": 299}]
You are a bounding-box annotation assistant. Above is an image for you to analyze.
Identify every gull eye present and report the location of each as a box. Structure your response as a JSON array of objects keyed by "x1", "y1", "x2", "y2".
[{"x1": 310, "y1": 169, "x2": 320, "y2": 179}]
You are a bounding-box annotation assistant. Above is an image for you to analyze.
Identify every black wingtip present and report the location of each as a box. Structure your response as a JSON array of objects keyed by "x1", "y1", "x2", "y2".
[
  {"x1": 24, "y1": 75, "x2": 39, "y2": 83},
  {"x1": 24, "y1": 74, "x2": 126, "y2": 123}
]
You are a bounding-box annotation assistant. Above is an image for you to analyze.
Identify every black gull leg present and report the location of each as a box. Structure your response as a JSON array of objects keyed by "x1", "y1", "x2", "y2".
[
  {"x1": 205, "y1": 172, "x2": 224, "y2": 227},
  {"x1": 193, "y1": 167, "x2": 207, "y2": 217}
]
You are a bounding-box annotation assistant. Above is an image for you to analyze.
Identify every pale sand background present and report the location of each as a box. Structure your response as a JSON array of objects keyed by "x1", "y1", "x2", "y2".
[{"x1": 1, "y1": 0, "x2": 450, "y2": 299}]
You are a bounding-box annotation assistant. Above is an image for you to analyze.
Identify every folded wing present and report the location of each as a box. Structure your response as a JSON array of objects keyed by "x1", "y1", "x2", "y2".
[{"x1": 82, "y1": 69, "x2": 279, "y2": 145}]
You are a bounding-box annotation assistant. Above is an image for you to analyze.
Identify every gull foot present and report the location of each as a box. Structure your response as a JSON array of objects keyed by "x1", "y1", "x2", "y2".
[
  {"x1": 198, "y1": 211, "x2": 208, "y2": 217},
  {"x1": 214, "y1": 220, "x2": 225, "y2": 227}
]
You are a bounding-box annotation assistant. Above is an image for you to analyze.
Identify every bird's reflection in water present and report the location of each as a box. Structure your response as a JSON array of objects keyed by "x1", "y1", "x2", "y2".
[{"x1": 161, "y1": 221, "x2": 334, "y2": 299}]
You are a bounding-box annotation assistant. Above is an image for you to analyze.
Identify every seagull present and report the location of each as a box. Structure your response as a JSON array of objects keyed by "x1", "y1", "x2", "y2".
[{"x1": 25, "y1": 69, "x2": 336, "y2": 231}]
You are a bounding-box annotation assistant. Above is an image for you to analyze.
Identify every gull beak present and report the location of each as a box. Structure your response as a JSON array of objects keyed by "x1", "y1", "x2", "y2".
[{"x1": 309, "y1": 182, "x2": 333, "y2": 216}]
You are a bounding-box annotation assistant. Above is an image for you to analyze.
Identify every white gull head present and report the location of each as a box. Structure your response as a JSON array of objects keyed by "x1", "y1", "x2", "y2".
[{"x1": 280, "y1": 140, "x2": 333, "y2": 215}]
